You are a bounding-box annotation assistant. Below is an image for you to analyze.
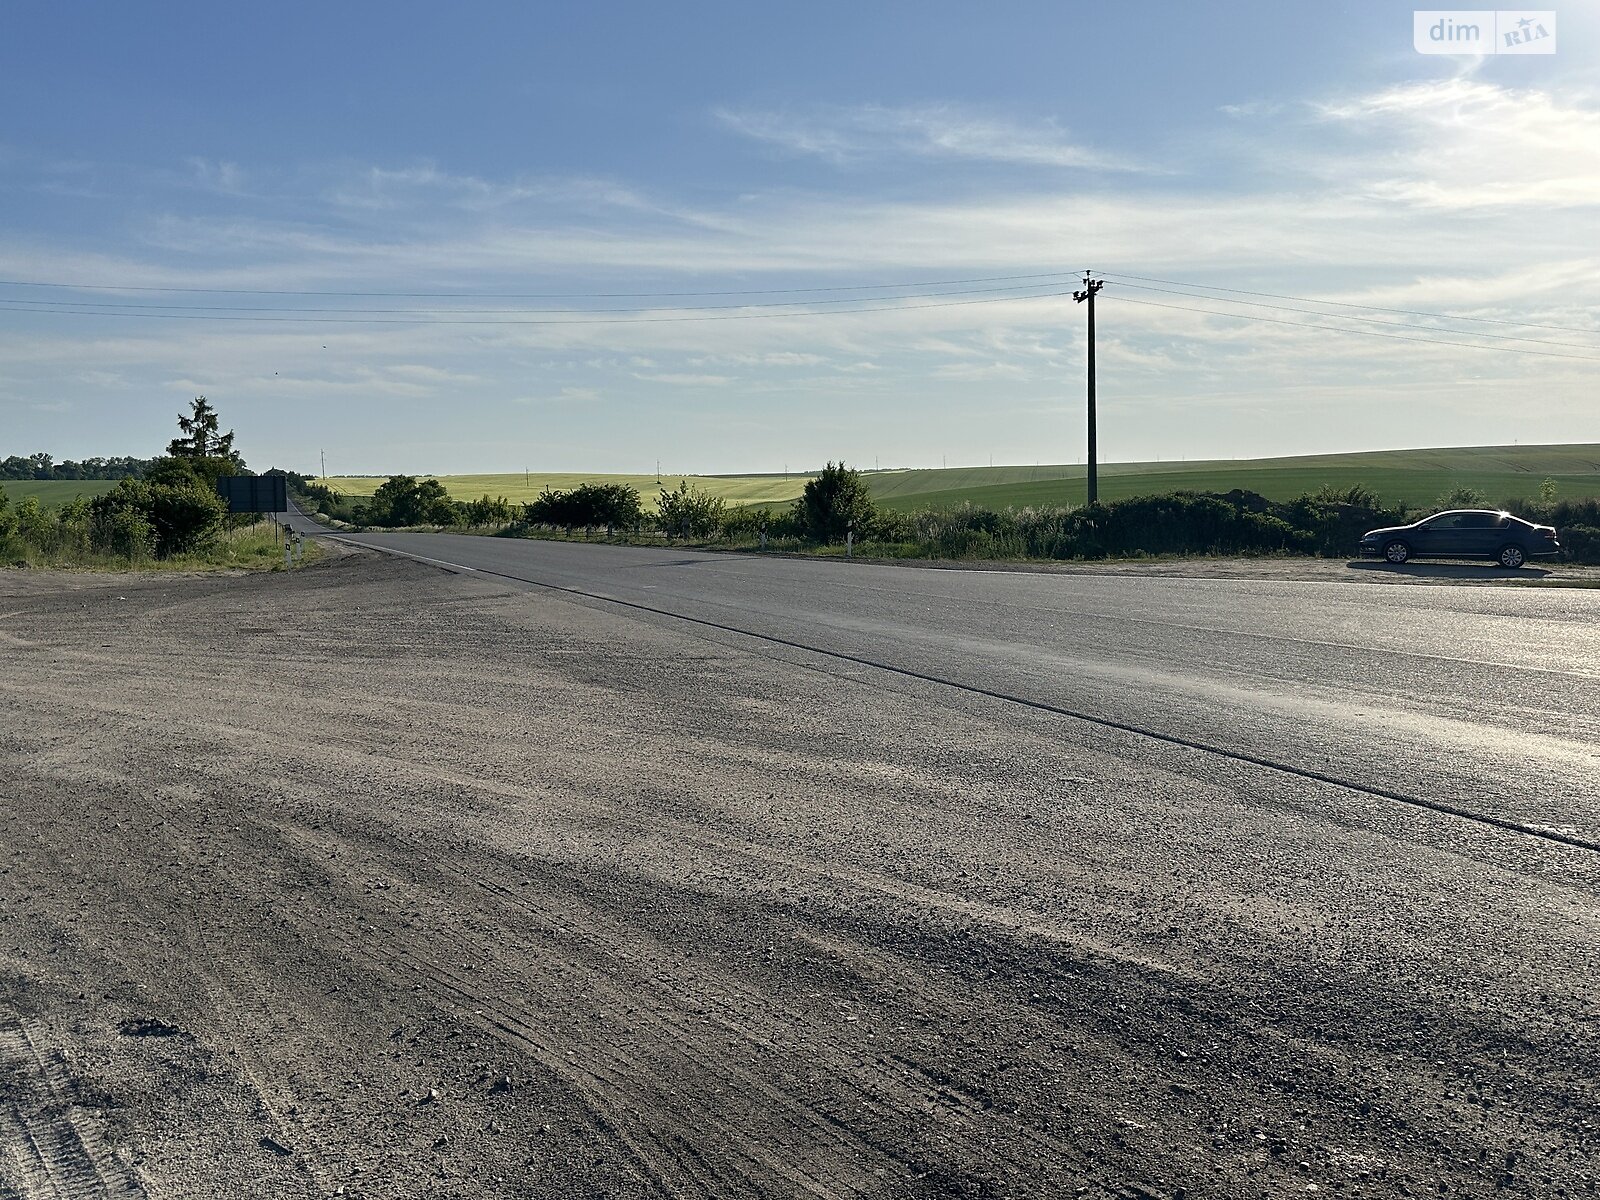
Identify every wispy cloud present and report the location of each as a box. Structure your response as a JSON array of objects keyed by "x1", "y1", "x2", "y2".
[
  {"x1": 716, "y1": 104, "x2": 1151, "y2": 171},
  {"x1": 1315, "y1": 79, "x2": 1600, "y2": 209}
]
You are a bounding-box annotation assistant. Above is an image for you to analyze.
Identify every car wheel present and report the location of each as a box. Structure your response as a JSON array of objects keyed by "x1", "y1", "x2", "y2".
[
  {"x1": 1383, "y1": 540, "x2": 1411, "y2": 564},
  {"x1": 1497, "y1": 544, "x2": 1526, "y2": 569}
]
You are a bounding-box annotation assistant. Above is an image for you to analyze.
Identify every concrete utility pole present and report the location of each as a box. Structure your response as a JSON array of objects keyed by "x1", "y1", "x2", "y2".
[{"x1": 1073, "y1": 272, "x2": 1105, "y2": 505}]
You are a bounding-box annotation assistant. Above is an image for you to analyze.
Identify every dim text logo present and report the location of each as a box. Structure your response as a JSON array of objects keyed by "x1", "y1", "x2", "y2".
[{"x1": 1413, "y1": 10, "x2": 1556, "y2": 53}]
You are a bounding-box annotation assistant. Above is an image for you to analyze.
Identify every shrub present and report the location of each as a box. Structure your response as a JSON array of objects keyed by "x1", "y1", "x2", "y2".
[
  {"x1": 794, "y1": 461, "x2": 875, "y2": 544},
  {"x1": 521, "y1": 483, "x2": 642, "y2": 532},
  {"x1": 14, "y1": 496, "x2": 50, "y2": 544},
  {"x1": 92, "y1": 506, "x2": 156, "y2": 559},
  {"x1": 461, "y1": 495, "x2": 515, "y2": 526},
  {"x1": 573, "y1": 482, "x2": 643, "y2": 530},
  {"x1": 1312, "y1": 483, "x2": 1381, "y2": 509},
  {"x1": 1436, "y1": 485, "x2": 1490, "y2": 510},
  {"x1": 656, "y1": 480, "x2": 725, "y2": 538},
  {"x1": 89, "y1": 478, "x2": 226, "y2": 556},
  {"x1": 719, "y1": 506, "x2": 771, "y2": 541},
  {"x1": 1557, "y1": 525, "x2": 1600, "y2": 564}
]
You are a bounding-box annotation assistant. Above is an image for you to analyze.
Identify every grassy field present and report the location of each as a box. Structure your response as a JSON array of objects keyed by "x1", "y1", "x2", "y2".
[
  {"x1": 0, "y1": 479, "x2": 122, "y2": 508},
  {"x1": 13, "y1": 444, "x2": 1600, "y2": 516},
  {"x1": 325, "y1": 443, "x2": 1600, "y2": 513},
  {"x1": 326, "y1": 471, "x2": 808, "y2": 511}
]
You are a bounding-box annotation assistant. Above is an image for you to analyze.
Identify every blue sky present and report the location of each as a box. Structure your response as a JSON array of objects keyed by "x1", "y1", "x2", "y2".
[{"x1": 2, "y1": 2, "x2": 1596, "y2": 475}]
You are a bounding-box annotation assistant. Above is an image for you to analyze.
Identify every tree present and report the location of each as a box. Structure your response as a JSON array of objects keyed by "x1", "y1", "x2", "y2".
[
  {"x1": 367, "y1": 475, "x2": 459, "y2": 526},
  {"x1": 794, "y1": 461, "x2": 876, "y2": 543},
  {"x1": 168, "y1": 397, "x2": 238, "y2": 461}
]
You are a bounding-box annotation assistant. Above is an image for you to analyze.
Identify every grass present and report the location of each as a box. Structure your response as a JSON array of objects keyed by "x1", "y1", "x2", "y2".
[
  {"x1": 1, "y1": 479, "x2": 122, "y2": 509},
  {"x1": 324, "y1": 443, "x2": 1600, "y2": 514},
  {"x1": 2, "y1": 520, "x2": 320, "y2": 572}
]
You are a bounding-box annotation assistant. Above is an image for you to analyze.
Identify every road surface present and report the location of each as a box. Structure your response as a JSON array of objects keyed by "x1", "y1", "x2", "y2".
[
  {"x1": 289, "y1": 515, "x2": 1600, "y2": 849},
  {"x1": 1, "y1": 525, "x2": 1596, "y2": 1198}
]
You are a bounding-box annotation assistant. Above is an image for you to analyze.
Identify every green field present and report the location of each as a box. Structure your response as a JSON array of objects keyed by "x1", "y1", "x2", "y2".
[
  {"x1": 0, "y1": 479, "x2": 121, "y2": 509},
  {"x1": 13, "y1": 443, "x2": 1597, "y2": 516},
  {"x1": 328, "y1": 471, "x2": 811, "y2": 511},
  {"x1": 327, "y1": 443, "x2": 1600, "y2": 513}
]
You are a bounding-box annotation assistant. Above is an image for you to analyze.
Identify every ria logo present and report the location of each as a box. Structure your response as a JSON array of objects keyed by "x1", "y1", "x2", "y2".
[{"x1": 1413, "y1": 10, "x2": 1557, "y2": 54}]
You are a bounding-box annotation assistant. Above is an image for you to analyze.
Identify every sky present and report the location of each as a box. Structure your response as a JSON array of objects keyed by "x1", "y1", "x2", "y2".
[{"x1": 2, "y1": 1, "x2": 1597, "y2": 476}]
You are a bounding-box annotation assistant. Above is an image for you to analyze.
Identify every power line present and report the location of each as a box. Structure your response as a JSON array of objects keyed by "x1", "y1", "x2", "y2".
[
  {"x1": 0, "y1": 279, "x2": 1083, "y2": 316},
  {"x1": 0, "y1": 288, "x2": 1083, "y2": 326},
  {"x1": 0, "y1": 268, "x2": 1087, "y2": 300},
  {"x1": 1106, "y1": 294, "x2": 1600, "y2": 362},
  {"x1": 5, "y1": 269, "x2": 1595, "y2": 362},
  {"x1": 1099, "y1": 271, "x2": 1600, "y2": 336}
]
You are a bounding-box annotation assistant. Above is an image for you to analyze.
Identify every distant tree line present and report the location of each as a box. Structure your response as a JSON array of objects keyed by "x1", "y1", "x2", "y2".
[{"x1": 1, "y1": 453, "x2": 157, "y2": 480}]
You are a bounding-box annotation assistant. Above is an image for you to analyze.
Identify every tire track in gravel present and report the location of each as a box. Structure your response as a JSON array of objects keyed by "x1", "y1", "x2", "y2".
[
  {"x1": 0, "y1": 1022, "x2": 148, "y2": 1200},
  {"x1": 279, "y1": 824, "x2": 909, "y2": 1198},
  {"x1": 261, "y1": 799, "x2": 1097, "y2": 1198}
]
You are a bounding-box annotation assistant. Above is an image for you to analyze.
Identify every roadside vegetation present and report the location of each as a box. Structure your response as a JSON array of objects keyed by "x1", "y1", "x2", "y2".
[
  {"x1": 308, "y1": 462, "x2": 1600, "y2": 566},
  {"x1": 1, "y1": 398, "x2": 316, "y2": 572}
]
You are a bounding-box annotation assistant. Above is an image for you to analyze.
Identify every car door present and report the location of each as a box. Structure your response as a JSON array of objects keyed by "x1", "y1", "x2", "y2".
[
  {"x1": 1414, "y1": 512, "x2": 1459, "y2": 555},
  {"x1": 1458, "y1": 512, "x2": 1502, "y2": 557}
]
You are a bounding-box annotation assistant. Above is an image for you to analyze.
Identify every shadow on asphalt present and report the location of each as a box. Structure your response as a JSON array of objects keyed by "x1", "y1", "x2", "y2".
[{"x1": 1345, "y1": 560, "x2": 1554, "y2": 580}]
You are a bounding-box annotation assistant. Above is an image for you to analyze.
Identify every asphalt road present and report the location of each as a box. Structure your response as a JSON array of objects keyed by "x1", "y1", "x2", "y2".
[{"x1": 288, "y1": 514, "x2": 1600, "y2": 851}]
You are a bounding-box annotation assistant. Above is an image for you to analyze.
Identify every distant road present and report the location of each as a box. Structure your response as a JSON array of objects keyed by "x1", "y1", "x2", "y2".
[{"x1": 288, "y1": 509, "x2": 1600, "y2": 851}]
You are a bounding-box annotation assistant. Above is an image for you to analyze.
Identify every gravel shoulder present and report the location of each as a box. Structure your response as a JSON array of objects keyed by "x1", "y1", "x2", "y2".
[{"x1": 1, "y1": 550, "x2": 1596, "y2": 1198}]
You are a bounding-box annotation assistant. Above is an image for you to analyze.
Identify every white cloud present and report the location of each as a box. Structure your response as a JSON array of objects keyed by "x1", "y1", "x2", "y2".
[
  {"x1": 1315, "y1": 79, "x2": 1600, "y2": 209},
  {"x1": 716, "y1": 104, "x2": 1150, "y2": 171}
]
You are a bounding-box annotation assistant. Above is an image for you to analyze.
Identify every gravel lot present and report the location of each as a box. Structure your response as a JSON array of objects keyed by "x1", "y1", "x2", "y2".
[{"x1": 2, "y1": 550, "x2": 1596, "y2": 1198}]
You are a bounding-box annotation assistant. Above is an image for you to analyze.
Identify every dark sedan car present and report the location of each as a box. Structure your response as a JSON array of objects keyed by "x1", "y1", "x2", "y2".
[{"x1": 1359, "y1": 509, "x2": 1560, "y2": 568}]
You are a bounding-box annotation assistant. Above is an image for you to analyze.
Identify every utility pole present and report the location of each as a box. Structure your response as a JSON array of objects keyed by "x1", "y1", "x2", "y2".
[
  {"x1": 1073, "y1": 272, "x2": 1105, "y2": 505},
  {"x1": 320, "y1": 449, "x2": 326, "y2": 480}
]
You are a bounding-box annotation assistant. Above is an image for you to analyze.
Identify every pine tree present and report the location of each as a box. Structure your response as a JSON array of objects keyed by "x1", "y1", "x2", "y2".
[{"x1": 168, "y1": 396, "x2": 238, "y2": 460}]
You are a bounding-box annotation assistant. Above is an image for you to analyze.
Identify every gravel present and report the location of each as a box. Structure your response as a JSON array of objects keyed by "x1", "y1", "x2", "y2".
[{"x1": 1, "y1": 550, "x2": 1596, "y2": 1198}]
